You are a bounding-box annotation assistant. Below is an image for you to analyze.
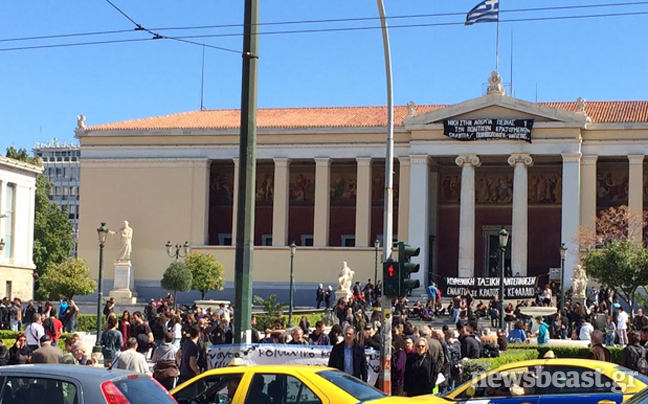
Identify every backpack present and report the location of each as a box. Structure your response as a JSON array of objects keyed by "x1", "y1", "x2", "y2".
[
  {"x1": 636, "y1": 346, "x2": 648, "y2": 376},
  {"x1": 482, "y1": 343, "x2": 500, "y2": 358},
  {"x1": 446, "y1": 340, "x2": 463, "y2": 379}
]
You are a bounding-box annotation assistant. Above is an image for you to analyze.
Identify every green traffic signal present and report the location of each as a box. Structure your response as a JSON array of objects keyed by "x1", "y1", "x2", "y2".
[{"x1": 398, "y1": 241, "x2": 420, "y2": 296}]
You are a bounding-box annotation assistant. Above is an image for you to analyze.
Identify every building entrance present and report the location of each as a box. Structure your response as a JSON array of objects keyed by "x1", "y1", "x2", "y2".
[{"x1": 482, "y1": 226, "x2": 512, "y2": 277}]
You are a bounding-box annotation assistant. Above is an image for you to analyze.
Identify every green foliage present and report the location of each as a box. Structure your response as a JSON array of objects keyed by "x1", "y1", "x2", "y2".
[
  {"x1": 38, "y1": 258, "x2": 96, "y2": 300},
  {"x1": 582, "y1": 240, "x2": 648, "y2": 315},
  {"x1": 254, "y1": 294, "x2": 285, "y2": 318},
  {"x1": 0, "y1": 331, "x2": 72, "y2": 350},
  {"x1": 6, "y1": 147, "x2": 41, "y2": 166},
  {"x1": 254, "y1": 312, "x2": 327, "y2": 329},
  {"x1": 76, "y1": 314, "x2": 97, "y2": 332},
  {"x1": 185, "y1": 253, "x2": 224, "y2": 300},
  {"x1": 460, "y1": 349, "x2": 540, "y2": 384},
  {"x1": 6, "y1": 148, "x2": 74, "y2": 299},
  {"x1": 161, "y1": 260, "x2": 193, "y2": 302}
]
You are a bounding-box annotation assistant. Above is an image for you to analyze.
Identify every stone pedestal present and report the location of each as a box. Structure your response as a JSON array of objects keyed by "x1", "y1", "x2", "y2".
[
  {"x1": 335, "y1": 290, "x2": 352, "y2": 305},
  {"x1": 571, "y1": 296, "x2": 586, "y2": 308},
  {"x1": 109, "y1": 262, "x2": 138, "y2": 304}
]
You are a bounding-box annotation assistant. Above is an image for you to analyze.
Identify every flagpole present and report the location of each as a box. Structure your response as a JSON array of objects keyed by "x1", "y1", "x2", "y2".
[{"x1": 495, "y1": 17, "x2": 500, "y2": 72}]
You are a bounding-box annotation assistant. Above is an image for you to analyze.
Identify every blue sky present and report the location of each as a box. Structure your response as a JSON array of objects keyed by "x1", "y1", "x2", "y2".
[{"x1": 1, "y1": 0, "x2": 647, "y2": 152}]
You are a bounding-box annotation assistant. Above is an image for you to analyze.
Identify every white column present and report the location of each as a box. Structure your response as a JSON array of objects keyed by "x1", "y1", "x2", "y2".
[
  {"x1": 561, "y1": 153, "x2": 581, "y2": 287},
  {"x1": 456, "y1": 155, "x2": 481, "y2": 278},
  {"x1": 355, "y1": 157, "x2": 372, "y2": 247},
  {"x1": 231, "y1": 158, "x2": 239, "y2": 246},
  {"x1": 313, "y1": 158, "x2": 331, "y2": 247},
  {"x1": 397, "y1": 157, "x2": 410, "y2": 242},
  {"x1": 580, "y1": 155, "x2": 598, "y2": 234},
  {"x1": 408, "y1": 155, "x2": 430, "y2": 290},
  {"x1": 429, "y1": 168, "x2": 440, "y2": 275},
  {"x1": 27, "y1": 186, "x2": 35, "y2": 265},
  {"x1": 272, "y1": 158, "x2": 291, "y2": 246},
  {"x1": 508, "y1": 154, "x2": 533, "y2": 276},
  {"x1": 0, "y1": 181, "x2": 6, "y2": 261},
  {"x1": 628, "y1": 155, "x2": 645, "y2": 242}
]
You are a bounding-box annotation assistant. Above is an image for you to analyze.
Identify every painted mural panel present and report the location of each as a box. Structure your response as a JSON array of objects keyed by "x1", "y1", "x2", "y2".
[
  {"x1": 476, "y1": 171, "x2": 513, "y2": 204},
  {"x1": 439, "y1": 171, "x2": 461, "y2": 204},
  {"x1": 289, "y1": 165, "x2": 315, "y2": 205},
  {"x1": 528, "y1": 169, "x2": 562, "y2": 204},
  {"x1": 210, "y1": 165, "x2": 234, "y2": 206},
  {"x1": 597, "y1": 163, "x2": 628, "y2": 207},
  {"x1": 330, "y1": 164, "x2": 357, "y2": 206},
  {"x1": 256, "y1": 164, "x2": 274, "y2": 206},
  {"x1": 371, "y1": 164, "x2": 399, "y2": 206}
]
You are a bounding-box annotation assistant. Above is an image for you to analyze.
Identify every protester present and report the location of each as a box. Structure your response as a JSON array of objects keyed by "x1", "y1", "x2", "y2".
[
  {"x1": 617, "y1": 304, "x2": 629, "y2": 346},
  {"x1": 309, "y1": 321, "x2": 331, "y2": 346},
  {"x1": 405, "y1": 338, "x2": 435, "y2": 396},
  {"x1": 621, "y1": 331, "x2": 645, "y2": 372},
  {"x1": 25, "y1": 313, "x2": 45, "y2": 352},
  {"x1": 588, "y1": 330, "x2": 611, "y2": 362},
  {"x1": 152, "y1": 332, "x2": 180, "y2": 390},
  {"x1": 8, "y1": 333, "x2": 30, "y2": 365},
  {"x1": 327, "y1": 326, "x2": 368, "y2": 381},
  {"x1": 535, "y1": 316, "x2": 550, "y2": 345},
  {"x1": 391, "y1": 334, "x2": 406, "y2": 396},
  {"x1": 31, "y1": 334, "x2": 63, "y2": 364},
  {"x1": 316, "y1": 284, "x2": 325, "y2": 309},
  {"x1": 101, "y1": 314, "x2": 124, "y2": 368},
  {"x1": 115, "y1": 337, "x2": 149, "y2": 373},
  {"x1": 179, "y1": 326, "x2": 202, "y2": 384},
  {"x1": 458, "y1": 324, "x2": 482, "y2": 359}
]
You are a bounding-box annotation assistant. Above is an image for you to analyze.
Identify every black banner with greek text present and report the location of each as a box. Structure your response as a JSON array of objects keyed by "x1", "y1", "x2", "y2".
[
  {"x1": 443, "y1": 276, "x2": 537, "y2": 299},
  {"x1": 443, "y1": 119, "x2": 534, "y2": 143}
]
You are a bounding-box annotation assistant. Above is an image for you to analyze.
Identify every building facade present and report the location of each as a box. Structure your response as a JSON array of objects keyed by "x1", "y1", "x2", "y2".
[
  {"x1": 75, "y1": 85, "x2": 648, "y2": 303},
  {"x1": 33, "y1": 139, "x2": 81, "y2": 255},
  {"x1": 0, "y1": 156, "x2": 43, "y2": 300}
]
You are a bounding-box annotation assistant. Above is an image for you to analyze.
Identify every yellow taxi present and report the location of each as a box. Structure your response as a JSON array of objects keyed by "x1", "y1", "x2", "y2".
[
  {"x1": 422, "y1": 358, "x2": 648, "y2": 404},
  {"x1": 171, "y1": 364, "x2": 422, "y2": 404}
]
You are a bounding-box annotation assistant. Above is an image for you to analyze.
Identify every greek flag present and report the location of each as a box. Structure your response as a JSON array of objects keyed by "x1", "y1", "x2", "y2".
[{"x1": 465, "y1": 0, "x2": 499, "y2": 25}]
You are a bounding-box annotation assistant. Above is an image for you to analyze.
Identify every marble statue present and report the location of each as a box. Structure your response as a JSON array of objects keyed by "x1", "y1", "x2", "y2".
[
  {"x1": 77, "y1": 115, "x2": 86, "y2": 130},
  {"x1": 406, "y1": 101, "x2": 416, "y2": 116},
  {"x1": 571, "y1": 264, "x2": 588, "y2": 298},
  {"x1": 487, "y1": 70, "x2": 505, "y2": 95},
  {"x1": 110, "y1": 220, "x2": 133, "y2": 262},
  {"x1": 576, "y1": 97, "x2": 587, "y2": 113},
  {"x1": 337, "y1": 261, "x2": 355, "y2": 293}
]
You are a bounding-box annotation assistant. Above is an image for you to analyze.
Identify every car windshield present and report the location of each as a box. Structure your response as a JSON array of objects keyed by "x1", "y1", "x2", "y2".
[
  {"x1": 316, "y1": 370, "x2": 385, "y2": 402},
  {"x1": 113, "y1": 376, "x2": 176, "y2": 403}
]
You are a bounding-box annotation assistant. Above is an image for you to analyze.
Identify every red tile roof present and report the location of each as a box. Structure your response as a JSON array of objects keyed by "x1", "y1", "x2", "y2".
[{"x1": 88, "y1": 101, "x2": 648, "y2": 131}]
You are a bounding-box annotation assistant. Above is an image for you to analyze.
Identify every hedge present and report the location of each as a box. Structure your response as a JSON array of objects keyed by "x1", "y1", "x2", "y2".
[
  {"x1": 507, "y1": 343, "x2": 625, "y2": 365},
  {"x1": 459, "y1": 349, "x2": 540, "y2": 384},
  {"x1": 0, "y1": 331, "x2": 73, "y2": 350}
]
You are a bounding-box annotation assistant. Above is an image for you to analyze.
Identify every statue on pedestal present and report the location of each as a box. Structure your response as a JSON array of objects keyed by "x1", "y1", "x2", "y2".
[
  {"x1": 335, "y1": 262, "x2": 355, "y2": 303},
  {"x1": 572, "y1": 264, "x2": 588, "y2": 298},
  {"x1": 110, "y1": 220, "x2": 133, "y2": 263}
]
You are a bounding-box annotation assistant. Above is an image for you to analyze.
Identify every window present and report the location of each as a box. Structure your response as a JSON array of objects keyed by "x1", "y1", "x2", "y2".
[
  {"x1": 376, "y1": 234, "x2": 398, "y2": 247},
  {"x1": 243, "y1": 374, "x2": 322, "y2": 404},
  {"x1": 316, "y1": 370, "x2": 384, "y2": 402},
  {"x1": 0, "y1": 376, "x2": 78, "y2": 404},
  {"x1": 341, "y1": 235, "x2": 355, "y2": 247},
  {"x1": 111, "y1": 375, "x2": 176, "y2": 404},
  {"x1": 172, "y1": 373, "x2": 243, "y2": 404},
  {"x1": 5, "y1": 281, "x2": 11, "y2": 299},
  {"x1": 261, "y1": 234, "x2": 273, "y2": 246},
  {"x1": 4, "y1": 183, "x2": 15, "y2": 260},
  {"x1": 543, "y1": 365, "x2": 618, "y2": 395},
  {"x1": 459, "y1": 365, "x2": 543, "y2": 399},
  {"x1": 219, "y1": 233, "x2": 232, "y2": 246},
  {"x1": 301, "y1": 235, "x2": 314, "y2": 246}
]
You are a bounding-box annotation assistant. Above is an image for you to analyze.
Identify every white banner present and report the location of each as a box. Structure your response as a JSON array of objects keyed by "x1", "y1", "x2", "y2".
[{"x1": 207, "y1": 344, "x2": 381, "y2": 385}]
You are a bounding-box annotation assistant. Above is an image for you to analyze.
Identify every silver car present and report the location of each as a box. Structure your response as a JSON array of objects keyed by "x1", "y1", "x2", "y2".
[{"x1": 0, "y1": 364, "x2": 177, "y2": 404}]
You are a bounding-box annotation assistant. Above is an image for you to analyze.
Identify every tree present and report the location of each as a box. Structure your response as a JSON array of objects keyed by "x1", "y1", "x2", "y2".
[
  {"x1": 6, "y1": 148, "x2": 74, "y2": 299},
  {"x1": 38, "y1": 258, "x2": 97, "y2": 300},
  {"x1": 161, "y1": 261, "x2": 193, "y2": 308},
  {"x1": 582, "y1": 240, "x2": 648, "y2": 319},
  {"x1": 254, "y1": 294, "x2": 285, "y2": 318},
  {"x1": 185, "y1": 252, "x2": 225, "y2": 300}
]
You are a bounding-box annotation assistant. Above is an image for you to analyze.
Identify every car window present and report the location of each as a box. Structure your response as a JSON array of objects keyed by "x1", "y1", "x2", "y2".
[
  {"x1": 544, "y1": 365, "x2": 619, "y2": 395},
  {"x1": 112, "y1": 376, "x2": 176, "y2": 404},
  {"x1": 316, "y1": 370, "x2": 384, "y2": 402},
  {"x1": 243, "y1": 374, "x2": 322, "y2": 404},
  {"x1": 174, "y1": 373, "x2": 243, "y2": 404},
  {"x1": 0, "y1": 376, "x2": 77, "y2": 404}
]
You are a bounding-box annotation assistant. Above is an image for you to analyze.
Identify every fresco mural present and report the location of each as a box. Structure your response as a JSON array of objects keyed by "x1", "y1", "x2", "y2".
[
  {"x1": 289, "y1": 167, "x2": 315, "y2": 205},
  {"x1": 597, "y1": 164, "x2": 628, "y2": 206},
  {"x1": 371, "y1": 165, "x2": 399, "y2": 206},
  {"x1": 256, "y1": 166, "x2": 274, "y2": 205},
  {"x1": 330, "y1": 165, "x2": 357, "y2": 206},
  {"x1": 440, "y1": 172, "x2": 461, "y2": 203},
  {"x1": 528, "y1": 172, "x2": 561, "y2": 204},
  {"x1": 210, "y1": 167, "x2": 234, "y2": 206}
]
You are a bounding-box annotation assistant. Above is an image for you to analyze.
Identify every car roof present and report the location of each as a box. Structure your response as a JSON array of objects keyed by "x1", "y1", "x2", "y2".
[
  {"x1": 496, "y1": 358, "x2": 618, "y2": 371},
  {"x1": 201, "y1": 365, "x2": 337, "y2": 376},
  {"x1": 0, "y1": 364, "x2": 137, "y2": 381}
]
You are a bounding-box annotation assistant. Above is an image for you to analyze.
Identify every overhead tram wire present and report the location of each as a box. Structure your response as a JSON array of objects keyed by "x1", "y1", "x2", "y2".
[
  {"x1": 103, "y1": 0, "x2": 241, "y2": 54},
  {"x1": 2, "y1": 8, "x2": 648, "y2": 52},
  {"x1": 2, "y1": 0, "x2": 648, "y2": 44}
]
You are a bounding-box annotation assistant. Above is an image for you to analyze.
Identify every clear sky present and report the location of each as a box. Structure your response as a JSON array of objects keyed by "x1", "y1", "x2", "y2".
[{"x1": 1, "y1": 0, "x2": 647, "y2": 152}]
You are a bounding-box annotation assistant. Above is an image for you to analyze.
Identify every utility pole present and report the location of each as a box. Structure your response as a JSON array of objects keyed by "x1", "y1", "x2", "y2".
[
  {"x1": 376, "y1": 0, "x2": 394, "y2": 395},
  {"x1": 233, "y1": 0, "x2": 259, "y2": 344}
]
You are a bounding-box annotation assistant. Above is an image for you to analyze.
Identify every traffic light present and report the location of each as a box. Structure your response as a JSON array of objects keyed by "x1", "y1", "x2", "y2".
[
  {"x1": 383, "y1": 259, "x2": 399, "y2": 296},
  {"x1": 398, "y1": 242, "x2": 421, "y2": 296}
]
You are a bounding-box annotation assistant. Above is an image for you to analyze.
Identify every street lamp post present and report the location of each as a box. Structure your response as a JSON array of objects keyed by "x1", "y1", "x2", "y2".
[
  {"x1": 166, "y1": 241, "x2": 190, "y2": 261},
  {"x1": 93, "y1": 223, "x2": 109, "y2": 354},
  {"x1": 288, "y1": 243, "x2": 297, "y2": 327},
  {"x1": 559, "y1": 243, "x2": 567, "y2": 310},
  {"x1": 498, "y1": 227, "x2": 509, "y2": 330},
  {"x1": 374, "y1": 239, "x2": 380, "y2": 286}
]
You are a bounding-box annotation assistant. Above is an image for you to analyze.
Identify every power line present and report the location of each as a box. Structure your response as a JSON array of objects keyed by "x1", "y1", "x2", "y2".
[
  {"x1": 1, "y1": 8, "x2": 647, "y2": 52},
  {"x1": 1, "y1": 1, "x2": 647, "y2": 44}
]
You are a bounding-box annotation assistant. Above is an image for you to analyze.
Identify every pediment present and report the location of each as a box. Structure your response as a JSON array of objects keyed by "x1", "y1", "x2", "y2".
[{"x1": 404, "y1": 93, "x2": 589, "y2": 129}]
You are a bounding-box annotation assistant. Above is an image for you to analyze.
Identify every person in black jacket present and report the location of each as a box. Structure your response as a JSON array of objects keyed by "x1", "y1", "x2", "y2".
[
  {"x1": 8, "y1": 333, "x2": 31, "y2": 365},
  {"x1": 458, "y1": 324, "x2": 482, "y2": 359},
  {"x1": 327, "y1": 326, "x2": 368, "y2": 381},
  {"x1": 405, "y1": 338, "x2": 435, "y2": 396},
  {"x1": 621, "y1": 331, "x2": 645, "y2": 372}
]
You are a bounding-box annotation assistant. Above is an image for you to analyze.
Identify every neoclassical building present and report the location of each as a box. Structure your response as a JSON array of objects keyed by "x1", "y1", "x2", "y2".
[{"x1": 75, "y1": 82, "x2": 648, "y2": 303}]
